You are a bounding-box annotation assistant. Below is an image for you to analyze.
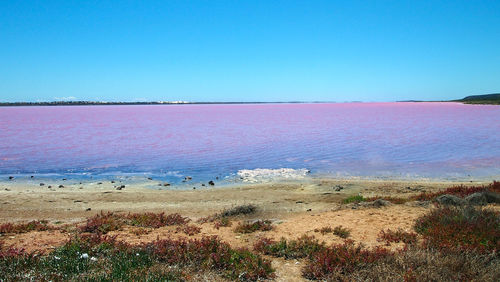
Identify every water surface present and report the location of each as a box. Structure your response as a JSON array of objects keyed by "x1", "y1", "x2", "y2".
[{"x1": 0, "y1": 102, "x2": 499, "y2": 183}]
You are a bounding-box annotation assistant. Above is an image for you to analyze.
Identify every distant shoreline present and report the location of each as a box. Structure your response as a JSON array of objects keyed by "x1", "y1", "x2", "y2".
[
  {"x1": 1, "y1": 93, "x2": 498, "y2": 106},
  {"x1": 0, "y1": 101, "x2": 320, "y2": 107}
]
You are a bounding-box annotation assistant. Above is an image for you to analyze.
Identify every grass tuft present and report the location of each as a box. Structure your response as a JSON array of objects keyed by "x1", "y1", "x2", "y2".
[
  {"x1": 254, "y1": 235, "x2": 326, "y2": 259},
  {"x1": 343, "y1": 195, "x2": 365, "y2": 204},
  {"x1": 333, "y1": 225, "x2": 351, "y2": 239}
]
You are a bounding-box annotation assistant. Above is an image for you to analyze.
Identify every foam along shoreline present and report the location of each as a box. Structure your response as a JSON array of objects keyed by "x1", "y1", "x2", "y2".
[{"x1": 236, "y1": 168, "x2": 311, "y2": 183}]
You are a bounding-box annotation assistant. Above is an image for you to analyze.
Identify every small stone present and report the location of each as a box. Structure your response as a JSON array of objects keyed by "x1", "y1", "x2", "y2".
[
  {"x1": 8, "y1": 176, "x2": 14, "y2": 180},
  {"x1": 85, "y1": 208, "x2": 92, "y2": 211},
  {"x1": 58, "y1": 185, "x2": 64, "y2": 188},
  {"x1": 40, "y1": 183, "x2": 45, "y2": 186},
  {"x1": 372, "y1": 199, "x2": 392, "y2": 207},
  {"x1": 306, "y1": 208, "x2": 312, "y2": 212},
  {"x1": 208, "y1": 180, "x2": 215, "y2": 186}
]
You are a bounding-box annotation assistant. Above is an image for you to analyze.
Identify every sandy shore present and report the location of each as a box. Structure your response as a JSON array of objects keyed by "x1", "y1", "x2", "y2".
[
  {"x1": 0, "y1": 178, "x2": 495, "y2": 281},
  {"x1": 0, "y1": 178, "x2": 484, "y2": 223}
]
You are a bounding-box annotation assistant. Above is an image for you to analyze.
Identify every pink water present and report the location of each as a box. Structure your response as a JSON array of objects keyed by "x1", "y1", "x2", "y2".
[{"x1": 0, "y1": 102, "x2": 499, "y2": 182}]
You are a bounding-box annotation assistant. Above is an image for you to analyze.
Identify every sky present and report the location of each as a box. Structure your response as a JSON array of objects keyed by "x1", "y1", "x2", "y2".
[{"x1": 1, "y1": 1, "x2": 499, "y2": 103}]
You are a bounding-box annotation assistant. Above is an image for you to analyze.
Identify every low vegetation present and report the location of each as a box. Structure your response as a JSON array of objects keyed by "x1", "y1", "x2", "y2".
[
  {"x1": 314, "y1": 226, "x2": 333, "y2": 235},
  {"x1": 414, "y1": 205, "x2": 499, "y2": 253},
  {"x1": 175, "y1": 224, "x2": 201, "y2": 236},
  {"x1": 80, "y1": 212, "x2": 190, "y2": 234},
  {"x1": 378, "y1": 228, "x2": 418, "y2": 245},
  {"x1": 333, "y1": 225, "x2": 351, "y2": 239},
  {"x1": 234, "y1": 220, "x2": 273, "y2": 233},
  {"x1": 342, "y1": 195, "x2": 366, "y2": 204},
  {"x1": 198, "y1": 204, "x2": 257, "y2": 224},
  {"x1": 0, "y1": 234, "x2": 274, "y2": 281},
  {"x1": 0, "y1": 220, "x2": 53, "y2": 234},
  {"x1": 254, "y1": 235, "x2": 326, "y2": 259},
  {"x1": 349, "y1": 181, "x2": 500, "y2": 204},
  {"x1": 302, "y1": 241, "x2": 392, "y2": 280}
]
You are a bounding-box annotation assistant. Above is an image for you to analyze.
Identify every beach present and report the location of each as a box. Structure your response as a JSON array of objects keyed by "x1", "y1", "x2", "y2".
[{"x1": 2, "y1": 177, "x2": 498, "y2": 281}]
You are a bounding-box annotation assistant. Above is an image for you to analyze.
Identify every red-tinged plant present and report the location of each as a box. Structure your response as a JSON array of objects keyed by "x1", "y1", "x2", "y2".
[
  {"x1": 412, "y1": 181, "x2": 500, "y2": 201},
  {"x1": 302, "y1": 241, "x2": 392, "y2": 280},
  {"x1": 145, "y1": 236, "x2": 274, "y2": 280},
  {"x1": 234, "y1": 220, "x2": 273, "y2": 234},
  {"x1": 378, "y1": 229, "x2": 418, "y2": 245},
  {"x1": 213, "y1": 217, "x2": 232, "y2": 229},
  {"x1": 414, "y1": 206, "x2": 499, "y2": 253},
  {"x1": 79, "y1": 212, "x2": 125, "y2": 234},
  {"x1": 176, "y1": 224, "x2": 201, "y2": 236},
  {"x1": 0, "y1": 241, "x2": 29, "y2": 259},
  {"x1": 0, "y1": 220, "x2": 52, "y2": 234}
]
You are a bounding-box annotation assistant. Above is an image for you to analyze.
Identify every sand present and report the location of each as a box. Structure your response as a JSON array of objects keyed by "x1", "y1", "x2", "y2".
[{"x1": 0, "y1": 178, "x2": 493, "y2": 281}]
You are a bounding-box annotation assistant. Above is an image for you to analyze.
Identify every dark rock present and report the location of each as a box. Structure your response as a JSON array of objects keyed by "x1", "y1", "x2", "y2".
[
  {"x1": 58, "y1": 185, "x2": 64, "y2": 188},
  {"x1": 30, "y1": 175, "x2": 34, "y2": 178},
  {"x1": 40, "y1": 183, "x2": 45, "y2": 186},
  {"x1": 184, "y1": 176, "x2": 192, "y2": 181},
  {"x1": 201, "y1": 184, "x2": 206, "y2": 186},
  {"x1": 111, "y1": 180, "x2": 115, "y2": 183},
  {"x1": 97, "y1": 182, "x2": 102, "y2": 185},
  {"x1": 116, "y1": 185, "x2": 125, "y2": 190},
  {"x1": 4, "y1": 188, "x2": 10, "y2": 191},
  {"x1": 62, "y1": 178, "x2": 67, "y2": 181},
  {"x1": 48, "y1": 185, "x2": 52, "y2": 188},
  {"x1": 163, "y1": 183, "x2": 170, "y2": 186},
  {"x1": 306, "y1": 209, "x2": 312, "y2": 212},
  {"x1": 193, "y1": 187, "x2": 196, "y2": 190},
  {"x1": 208, "y1": 180, "x2": 215, "y2": 186},
  {"x1": 465, "y1": 192, "x2": 488, "y2": 206},
  {"x1": 85, "y1": 208, "x2": 91, "y2": 211},
  {"x1": 435, "y1": 194, "x2": 465, "y2": 205},
  {"x1": 484, "y1": 191, "x2": 500, "y2": 204},
  {"x1": 296, "y1": 201, "x2": 304, "y2": 204},
  {"x1": 372, "y1": 199, "x2": 392, "y2": 207},
  {"x1": 8, "y1": 176, "x2": 14, "y2": 180}
]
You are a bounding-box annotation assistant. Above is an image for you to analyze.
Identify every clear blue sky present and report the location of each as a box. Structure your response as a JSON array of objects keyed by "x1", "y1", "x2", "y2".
[{"x1": 1, "y1": 0, "x2": 499, "y2": 102}]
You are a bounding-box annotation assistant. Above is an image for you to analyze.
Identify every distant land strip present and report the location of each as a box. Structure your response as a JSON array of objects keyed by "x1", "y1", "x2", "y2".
[
  {"x1": 452, "y1": 93, "x2": 500, "y2": 105},
  {"x1": 0, "y1": 94, "x2": 499, "y2": 106},
  {"x1": 0, "y1": 101, "x2": 314, "y2": 106}
]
